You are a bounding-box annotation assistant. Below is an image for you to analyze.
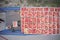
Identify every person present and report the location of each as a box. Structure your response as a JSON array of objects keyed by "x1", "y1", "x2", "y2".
[
  {"x1": 11, "y1": 25, "x2": 15, "y2": 32},
  {"x1": 0, "y1": 19, "x2": 4, "y2": 23}
]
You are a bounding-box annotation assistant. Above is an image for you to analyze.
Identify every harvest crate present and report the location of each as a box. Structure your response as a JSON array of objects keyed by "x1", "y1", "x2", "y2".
[{"x1": 20, "y1": 7, "x2": 60, "y2": 34}]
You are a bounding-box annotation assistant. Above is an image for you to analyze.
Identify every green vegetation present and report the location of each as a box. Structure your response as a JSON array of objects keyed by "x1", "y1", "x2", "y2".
[
  {"x1": 26, "y1": 0, "x2": 60, "y2": 7},
  {"x1": 0, "y1": 0, "x2": 9, "y2": 7},
  {"x1": 0, "y1": 0, "x2": 9, "y2": 4}
]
